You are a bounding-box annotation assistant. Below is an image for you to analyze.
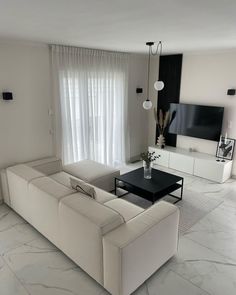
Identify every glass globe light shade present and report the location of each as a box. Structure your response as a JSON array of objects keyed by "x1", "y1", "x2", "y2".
[
  {"x1": 154, "y1": 80, "x2": 164, "y2": 91},
  {"x1": 143, "y1": 99, "x2": 152, "y2": 110}
]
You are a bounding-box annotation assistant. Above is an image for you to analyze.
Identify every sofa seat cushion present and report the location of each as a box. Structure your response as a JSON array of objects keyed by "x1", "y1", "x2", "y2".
[
  {"x1": 60, "y1": 193, "x2": 124, "y2": 235},
  {"x1": 105, "y1": 199, "x2": 144, "y2": 222},
  {"x1": 94, "y1": 188, "x2": 116, "y2": 204},
  {"x1": 50, "y1": 172, "x2": 116, "y2": 204},
  {"x1": 63, "y1": 160, "x2": 120, "y2": 192},
  {"x1": 50, "y1": 171, "x2": 76, "y2": 188}
]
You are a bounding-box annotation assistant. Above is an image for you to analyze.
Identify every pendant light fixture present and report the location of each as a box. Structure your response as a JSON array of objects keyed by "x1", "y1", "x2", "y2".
[{"x1": 143, "y1": 41, "x2": 164, "y2": 110}]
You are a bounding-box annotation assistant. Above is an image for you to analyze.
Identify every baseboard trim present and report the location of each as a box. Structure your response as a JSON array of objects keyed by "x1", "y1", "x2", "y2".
[{"x1": 129, "y1": 155, "x2": 141, "y2": 163}]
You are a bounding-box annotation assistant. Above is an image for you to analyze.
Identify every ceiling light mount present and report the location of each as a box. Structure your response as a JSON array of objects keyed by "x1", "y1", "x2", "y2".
[
  {"x1": 146, "y1": 41, "x2": 154, "y2": 46},
  {"x1": 143, "y1": 41, "x2": 165, "y2": 110}
]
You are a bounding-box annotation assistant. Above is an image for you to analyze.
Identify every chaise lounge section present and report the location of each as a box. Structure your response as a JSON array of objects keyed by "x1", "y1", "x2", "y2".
[{"x1": 1, "y1": 157, "x2": 179, "y2": 295}]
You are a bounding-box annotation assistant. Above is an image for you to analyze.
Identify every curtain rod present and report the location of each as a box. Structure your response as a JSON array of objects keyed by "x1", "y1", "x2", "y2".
[{"x1": 49, "y1": 43, "x2": 130, "y2": 55}]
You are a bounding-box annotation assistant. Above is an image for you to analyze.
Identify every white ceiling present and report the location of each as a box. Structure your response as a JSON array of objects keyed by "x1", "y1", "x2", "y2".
[{"x1": 1, "y1": 0, "x2": 236, "y2": 53}]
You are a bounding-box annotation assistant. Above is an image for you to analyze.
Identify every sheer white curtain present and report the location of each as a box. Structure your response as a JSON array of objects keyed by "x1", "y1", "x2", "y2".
[{"x1": 51, "y1": 45, "x2": 129, "y2": 166}]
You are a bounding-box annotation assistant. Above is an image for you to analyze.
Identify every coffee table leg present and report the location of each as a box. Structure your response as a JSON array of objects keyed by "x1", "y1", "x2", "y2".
[
  {"x1": 114, "y1": 178, "x2": 117, "y2": 196},
  {"x1": 168, "y1": 178, "x2": 184, "y2": 204},
  {"x1": 180, "y1": 178, "x2": 184, "y2": 200}
]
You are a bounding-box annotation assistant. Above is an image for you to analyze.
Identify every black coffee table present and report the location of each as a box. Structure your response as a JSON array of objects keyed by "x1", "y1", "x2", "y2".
[{"x1": 115, "y1": 167, "x2": 184, "y2": 204}]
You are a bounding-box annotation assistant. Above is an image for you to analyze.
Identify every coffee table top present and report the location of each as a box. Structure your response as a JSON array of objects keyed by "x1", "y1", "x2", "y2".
[{"x1": 116, "y1": 167, "x2": 183, "y2": 195}]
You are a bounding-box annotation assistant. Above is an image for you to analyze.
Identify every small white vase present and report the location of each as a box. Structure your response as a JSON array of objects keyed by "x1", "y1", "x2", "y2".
[{"x1": 156, "y1": 134, "x2": 165, "y2": 149}]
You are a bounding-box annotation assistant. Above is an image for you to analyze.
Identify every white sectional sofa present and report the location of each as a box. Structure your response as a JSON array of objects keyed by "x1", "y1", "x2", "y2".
[{"x1": 1, "y1": 157, "x2": 179, "y2": 295}]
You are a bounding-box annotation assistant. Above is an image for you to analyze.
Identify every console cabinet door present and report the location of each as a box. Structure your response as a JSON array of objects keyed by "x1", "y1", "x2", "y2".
[
  {"x1": 169, "y1": 152, "x2": 194, "y2": 174},
  {"x1": 194, "y1": 158, "x2": 232, "y2": 183}
]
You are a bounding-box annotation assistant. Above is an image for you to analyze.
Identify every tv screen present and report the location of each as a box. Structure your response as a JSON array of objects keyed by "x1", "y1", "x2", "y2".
[{"x1": 168, "y1": 103, "x2": 224, "y2": 141}]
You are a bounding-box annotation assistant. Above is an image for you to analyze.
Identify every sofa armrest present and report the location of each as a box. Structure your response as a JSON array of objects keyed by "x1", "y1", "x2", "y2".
[
  {"x1": 103, "y1": 201, "x2": 179, "y2": 295},
  {"x1": 0, "y1": 169, "x2": 9, "y2": 205}
]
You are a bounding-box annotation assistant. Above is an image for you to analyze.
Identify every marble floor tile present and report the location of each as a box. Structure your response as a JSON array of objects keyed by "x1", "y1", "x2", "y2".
[
  {"x1": 168, "y1": 237, "x2": 236, "y2": 295},
  {"x1": 0, "y1": 204, "x2": 25, "y2": 232},
  {"x1": 187, "y1": 184, "x2": 227, "y2": 200},
  {"x1": 132, "y1": 283, "x2": 149, "y2": 295},
  {"x1": 183, "y1": 210, "x2": 236, "y2": 262},
  {"x1": 174, "y1": 189, "x2": 222, "y2": 235},
  {"x1": 0, "y1": 208, "x2": 41, "y2": 255},
  {"x1": 0, "y1": 203, "x2": 10, "y2": 215},
  {"x1": 201, "y1": 200, "x2": 236, "y2": 230},
  {"x1": 224, "y1": 190, "x2": 236, "y2": 208},
  {"x1": 3, "y1": 238, "x2": 106, "y2": 295},
  {"x1": 146, "y1": 267, "x2": 209, "y2": 295},
  {"x1": 0, "y1": 256, "x2": 29, "y2": 295}
]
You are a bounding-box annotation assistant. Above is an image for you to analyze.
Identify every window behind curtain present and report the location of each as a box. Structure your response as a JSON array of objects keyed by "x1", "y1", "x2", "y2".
[{"x1": 51, "y1": 45, "x2": 129, "y2": 166}]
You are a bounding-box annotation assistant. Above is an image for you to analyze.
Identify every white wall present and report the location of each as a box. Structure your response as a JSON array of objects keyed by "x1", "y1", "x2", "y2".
[
  {"x1": 178, "y1": 51, "x2": 236, "y2": 175},
  {"x1": 0, "y1": 40, "x2": 54, "y2": 201},
  {"x1": 128, "y1": 54, "x2": 149, "y2": 161},
  {"x1": 0, "y1": 43, "x2": 150, "y2": 202},
  {"x1": 148, "y1": 50, "x2": 236, "y2": 176}
]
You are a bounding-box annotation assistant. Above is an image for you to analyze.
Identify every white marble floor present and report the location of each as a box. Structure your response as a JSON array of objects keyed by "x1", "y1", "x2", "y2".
[{"x1": 0, "y1": 164, "x2": 236, "y2": 295}]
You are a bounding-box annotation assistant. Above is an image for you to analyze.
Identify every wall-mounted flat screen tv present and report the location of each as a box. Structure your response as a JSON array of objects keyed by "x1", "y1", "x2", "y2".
[{"x1": 168, "y1": 103, "x2": 224, "y2": 141}]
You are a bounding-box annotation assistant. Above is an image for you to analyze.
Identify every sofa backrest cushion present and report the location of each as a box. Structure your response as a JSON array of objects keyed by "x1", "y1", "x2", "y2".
[
  {"x1": 30, "y1": 176, "x2": 75, "y2": 199},
  {"x1": 7, "y1": 164, "x2": 45, "y2": 181},
  {"x1": 28, "y1": 177, "x2": 75, "y2": 245},
  {"x1": 60, "y1": 193, "x2": 124, "y2": 235},
  {"x1": 27, "y1": 157, "x2": 62, "y2": 175},
  {"x1": 6, "y1": 164, "x2": 45, "y2": 219}
]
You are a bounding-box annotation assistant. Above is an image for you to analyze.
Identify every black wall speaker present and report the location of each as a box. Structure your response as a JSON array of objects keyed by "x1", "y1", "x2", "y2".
[
  {"x1": 227, "y1": 89, "x2": 235, "y2": 96},
  {"x1": 136, "y1": 88, "x2": 143, "y2": 94},
  {"x1": 2, "y1": 92, "x2": 13, "y2": 100}
]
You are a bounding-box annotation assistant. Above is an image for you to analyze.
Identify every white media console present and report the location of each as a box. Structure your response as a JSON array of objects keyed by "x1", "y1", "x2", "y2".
[{"x1": 149, "y1": 146, "x2": 232, "y2": 183}]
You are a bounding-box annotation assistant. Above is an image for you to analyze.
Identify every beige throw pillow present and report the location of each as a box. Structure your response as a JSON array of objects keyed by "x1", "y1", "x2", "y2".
[{"x1": 70, "y1": 177, "x2": 96, "y2": 199}]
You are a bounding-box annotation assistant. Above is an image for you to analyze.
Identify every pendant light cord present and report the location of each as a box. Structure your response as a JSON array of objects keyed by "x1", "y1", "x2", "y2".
[
  {"x1": 146, "y1": 41, "x2": 163, "y2": 101},
  {"x1": 147, "y1": 45, "x2": 151, "y2": 100}
]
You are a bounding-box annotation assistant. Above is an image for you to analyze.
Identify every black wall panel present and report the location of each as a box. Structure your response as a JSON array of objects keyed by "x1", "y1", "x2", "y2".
[{"x1": 156, "y1": 54, "x2": 183, "y2": 147}]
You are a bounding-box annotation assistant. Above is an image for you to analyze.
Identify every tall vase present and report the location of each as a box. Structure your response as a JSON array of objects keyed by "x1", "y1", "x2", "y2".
[
  {"x1": 143, "y1": 161, "x2": 152, "y2": 179},
  {"x1": 157, "y1": 134, "x2": 165, "y2": 149}
]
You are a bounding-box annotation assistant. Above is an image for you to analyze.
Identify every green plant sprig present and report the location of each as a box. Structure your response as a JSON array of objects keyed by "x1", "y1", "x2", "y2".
[{"x1": 140, "y1": 151, "x2": 160, "y2": 163}]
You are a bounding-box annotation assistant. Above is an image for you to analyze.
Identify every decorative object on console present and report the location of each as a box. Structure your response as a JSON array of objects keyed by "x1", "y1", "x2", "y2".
[
  {"x1": 154, "y1": 108, "x2": 170, "y2": 148},
  {"x1": 140, "y1": 151, "x2": 160, "y2": 179},
  {"x1": 216, "y1": 135, "x2": 235, "y2": 161},
  {"x1": 143, "y1": 41, "x2": 164, "y2": 110}
]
